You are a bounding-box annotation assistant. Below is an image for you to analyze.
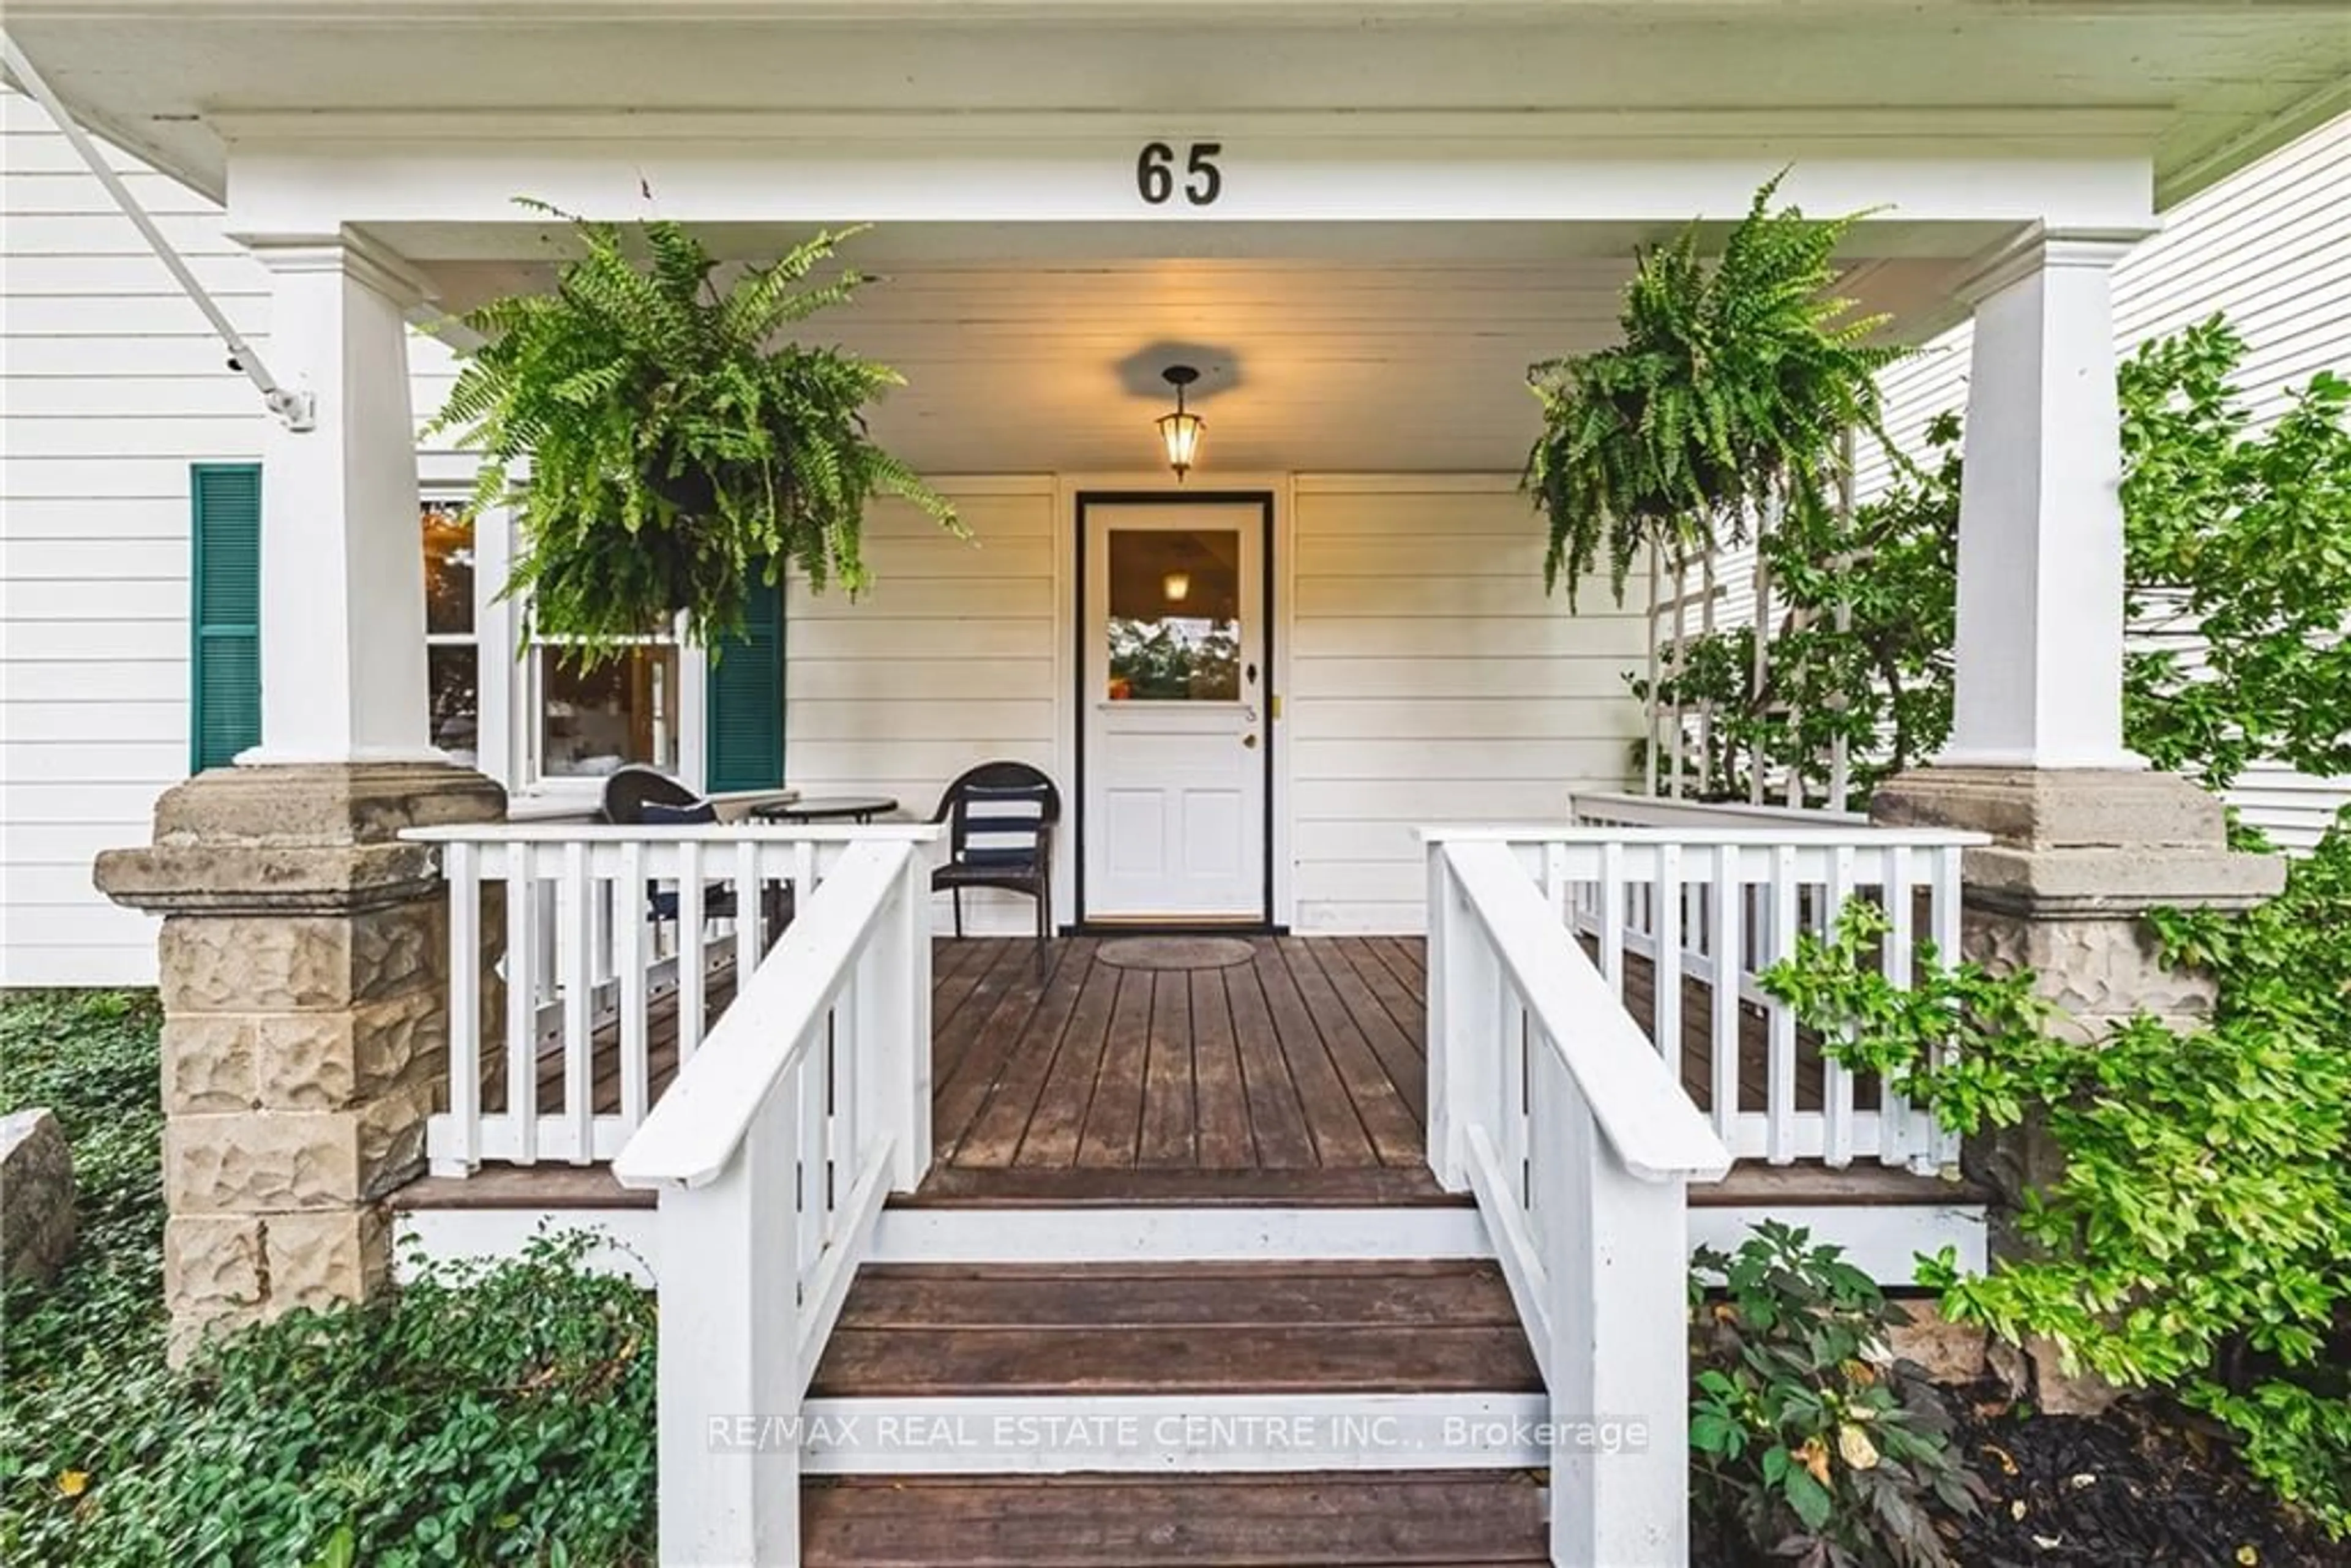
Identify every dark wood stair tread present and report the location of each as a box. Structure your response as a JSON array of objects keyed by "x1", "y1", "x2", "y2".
[
  {"x1": 904, "y1": 1166, "x2": 1460, "y2": 1207},
  {"x1": 811, "y1": 1261, "x2": 1541, "y2": 1397},
  {"x1": 801, "y1": 1471, "x2": 1549, "y2": 1566}
]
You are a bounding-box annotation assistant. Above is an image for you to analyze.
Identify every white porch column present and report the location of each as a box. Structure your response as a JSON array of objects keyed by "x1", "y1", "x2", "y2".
[
  {"x1": 1941, "y1": 230, "x2": 2142, "y2": 771},
  {"x1": 242, "y1": 236, "x2": 437, "y2": 763}
]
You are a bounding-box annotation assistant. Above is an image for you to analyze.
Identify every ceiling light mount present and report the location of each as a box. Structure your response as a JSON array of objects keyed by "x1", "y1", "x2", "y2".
[{"x1": 1156, "y1": 364, "x2": 1205, "y2": 480}]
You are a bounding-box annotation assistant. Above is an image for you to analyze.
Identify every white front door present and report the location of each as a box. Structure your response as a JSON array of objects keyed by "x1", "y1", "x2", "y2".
[{"x1": 1081, "y1": 500, "x2": 1269, "y2": 921}]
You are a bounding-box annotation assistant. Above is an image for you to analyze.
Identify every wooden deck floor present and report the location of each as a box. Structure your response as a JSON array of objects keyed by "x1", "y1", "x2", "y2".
[
  {"x1": 920, "y1": 937, "x2": 1441, "y2": 1203},
  {"x1": 481, "y1": 934, "x2": 1880, "y2": 1207}
]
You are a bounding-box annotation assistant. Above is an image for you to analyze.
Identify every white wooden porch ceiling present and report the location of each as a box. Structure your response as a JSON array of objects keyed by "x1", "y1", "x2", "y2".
[{"x1": 422, "y1": 248, "x2": 1972, "y2": 475}]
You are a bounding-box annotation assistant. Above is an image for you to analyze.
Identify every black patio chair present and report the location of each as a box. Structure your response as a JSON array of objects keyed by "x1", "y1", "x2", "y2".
[
  {"x1": 928, "y1": 762, "x2": 1060, "y2": 958},
  {"x1": 598, "y1": 766, "x2": 790, "y2": 937}
]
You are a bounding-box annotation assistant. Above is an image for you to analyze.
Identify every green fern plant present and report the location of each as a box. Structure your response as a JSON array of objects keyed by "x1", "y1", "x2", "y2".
[
  {"x1": 1525, "y1": 173, "x2": 1903, "y2": 605},
  {"x1": 427, "y1": 204, "x2": 958, "y2": 659}
]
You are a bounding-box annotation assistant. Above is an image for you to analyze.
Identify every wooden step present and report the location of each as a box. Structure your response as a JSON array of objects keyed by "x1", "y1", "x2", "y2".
[
  {"x1": 801, "y1": 1471, "x2": 1550, "y2": 1566},
  {"x1": 809, "y1": 1261, "x2": 1541, "y2": 1398}
]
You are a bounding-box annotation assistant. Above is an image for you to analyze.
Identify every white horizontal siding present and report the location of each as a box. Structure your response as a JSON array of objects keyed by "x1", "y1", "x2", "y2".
[
  {"x1": 1288, "y1": 480, "x2": 1646, "y2": 932},
  {"x1": 0, "y1": 86, "x2": 457, "y2": 988},
  {"x1": 1, "y1": 91, "x2": 259, "y2": 986},
  {"x1": 784, "y1": 484, "x2": 1060, "y2": 936}
]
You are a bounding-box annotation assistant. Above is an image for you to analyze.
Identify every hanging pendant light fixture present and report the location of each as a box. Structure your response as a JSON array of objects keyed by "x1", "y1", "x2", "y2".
[{"x1": 1156, "y1": 364, "x2": 1204, "y2": 480}]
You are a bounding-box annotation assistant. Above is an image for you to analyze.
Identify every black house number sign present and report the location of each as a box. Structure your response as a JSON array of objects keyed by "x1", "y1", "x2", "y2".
[{"x1": 1136, "y1": 141, "x2": 1224, "y2": 207}]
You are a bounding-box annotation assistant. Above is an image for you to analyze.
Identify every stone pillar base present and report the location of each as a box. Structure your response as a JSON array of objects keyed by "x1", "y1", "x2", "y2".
[
  {"x1": 1872, "y1": 767, "x2": 2279, "y2": 1037},
  {"x1": 97, "y1": 762, "x2": 504, "y2": 1361},
  {"x1": 1870, "y1": 766, "x2": 2281, "y2": 1410}
]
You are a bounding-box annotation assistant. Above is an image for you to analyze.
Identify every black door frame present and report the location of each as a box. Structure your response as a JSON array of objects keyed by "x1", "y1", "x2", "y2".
[{"x1": 1071, "y1": 490, "x2": 1280, "y2": 932}]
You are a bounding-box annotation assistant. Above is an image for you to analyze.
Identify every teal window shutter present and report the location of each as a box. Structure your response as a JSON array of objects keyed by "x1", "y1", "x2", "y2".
[
  {"x1": 189, "y1": 463, "x2": 263, "y2": 772},
  {"x1": 704, "y1": 569, "x2": 785, "y2": 792}
]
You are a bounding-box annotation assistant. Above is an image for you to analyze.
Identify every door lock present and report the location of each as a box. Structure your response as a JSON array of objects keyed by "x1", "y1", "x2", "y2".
[{"x1": 1242, "y1": 733, "x2": 1259, "y2": 749}]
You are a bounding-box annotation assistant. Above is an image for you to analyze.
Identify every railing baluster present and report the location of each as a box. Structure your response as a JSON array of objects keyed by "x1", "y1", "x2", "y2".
[
  {"x1": 1766, "y1": 844, "x2": 1799, "y2": 1165},
  {"x1": 505, "y1": 842, "x2": 538, "y2": 1165},
  {"x1": 1598, "y1": 839, "x2": 1625, "y2": 996},
  {"x1": 1880, "y1": 844, "x2": 1917, "y2": 1169},
  {"x1": 1652, "y1": 842, "x2": 1682, "y2": 1061},
  {"x1": 735, "y1": 837, "x2": 763, "y2": 986},
  {"x1": 795, "y1": 1018, "x2": 824, "y2": 1289},
  {"x1": 434, "y1": 841, "x2": 482, "y2": 1176},
  {"x1": 1821, "y1": 844, "x2": 1857, "y2": 1167},
  {"x1": 561, "y1": 841, "x2": 594, "y2": 1164},
  {"x1": 1711, "y1": 842, "x2": 1742, "y2": 1148},
  {"x1": 678, "y1": 840, "x2": 705, "y2": 1063},
  {"x1": 1930, "y1": 845, "x2": 1967, "y2": 1169},
  {"x1": 617, "y1": 839, "x2": 651, "y2": 1142}
]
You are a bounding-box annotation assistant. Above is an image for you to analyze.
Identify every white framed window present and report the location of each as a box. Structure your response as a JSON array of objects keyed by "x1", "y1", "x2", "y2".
[
  {"x1": 421, "y1": 499, "x2": 481, "y2": 767},
  {"x1": 415, "y1": 457, "x2": 710, "y2": 797},
  {"x1": 525, "y1": 631, "x2": 686, "y2": 785}
]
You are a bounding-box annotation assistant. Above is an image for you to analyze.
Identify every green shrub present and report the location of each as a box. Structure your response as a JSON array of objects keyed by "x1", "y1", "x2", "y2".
[
  {"x1": 1762, "y1": 820, "x2": 2351, "y2": 1537},
  {"x1": 1690, "y1": 1222, "x2": 1983, "y2": 1567},
  {"x1": 0, "y1": 992, "x2": 657, "y2": 1566}
]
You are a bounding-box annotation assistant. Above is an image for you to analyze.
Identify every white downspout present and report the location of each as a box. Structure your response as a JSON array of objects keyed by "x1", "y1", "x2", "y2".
[{"x1": 1, "y1": 30, "x2": 316, "y2": 432}]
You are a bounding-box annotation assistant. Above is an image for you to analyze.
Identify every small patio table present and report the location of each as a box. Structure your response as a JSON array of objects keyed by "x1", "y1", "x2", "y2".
[{"x1": 751, "y1": 795, "x2": 900, "y2": 825}]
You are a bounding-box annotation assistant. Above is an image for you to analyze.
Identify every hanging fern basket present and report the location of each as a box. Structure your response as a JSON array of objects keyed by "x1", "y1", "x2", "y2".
[
  {"x1": 1524, "y1": 174, "x2": 1904, "y2": 606},
  {"x1": 428, "y1": 206, "x2": 959, "y2": 661}
]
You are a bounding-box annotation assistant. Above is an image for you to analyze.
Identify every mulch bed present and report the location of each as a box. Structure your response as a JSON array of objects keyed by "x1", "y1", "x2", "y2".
[
  {"x1": 1693, "y1": 1381, "x2": 2337, "y2": 1567},
  {"x1": 1936, "y1": 1381, "x2": 2332, "y2": 1567}
]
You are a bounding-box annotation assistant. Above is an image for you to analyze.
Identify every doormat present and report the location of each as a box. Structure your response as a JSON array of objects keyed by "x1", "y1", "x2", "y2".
[{"x1": 1095, "y1": 936, "x2": 1257, "y2": 970}]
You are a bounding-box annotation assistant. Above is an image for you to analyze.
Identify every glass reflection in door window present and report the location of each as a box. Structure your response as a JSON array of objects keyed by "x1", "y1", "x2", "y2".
[{"x1": 1105, "y1": 528, "x2": 1241, "y2": 701}]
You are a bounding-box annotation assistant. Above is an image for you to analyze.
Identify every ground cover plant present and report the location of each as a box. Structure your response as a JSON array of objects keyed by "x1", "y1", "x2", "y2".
[
  {"x1": 1759, "y1": 818, "x2": 2351, "y2": 1541},
  {"x1": 0, "y1": 991, "x2": 657, "y2": 1566}
]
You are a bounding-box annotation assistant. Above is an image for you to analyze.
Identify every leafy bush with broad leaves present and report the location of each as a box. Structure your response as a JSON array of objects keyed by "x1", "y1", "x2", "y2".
[
  {"x1": 1644, "y1": 315, "x2": 2351, "y2": 808},
  {"x1": 1761, "y1": 818, "x2": 2351, "y2": 1538},
  {"x1": 1525, "y1": 173, "x2": 1903, "y2": 607},
  {"x1": 429, "y1": 204, "x2": 959, "y2": 661},
  {"x1": 1690, "y1": 1222, "x2": 1984, "y2": 1567},
  {"x1": 0, "y1": 991, "x2": 657, "y2": 1566}
]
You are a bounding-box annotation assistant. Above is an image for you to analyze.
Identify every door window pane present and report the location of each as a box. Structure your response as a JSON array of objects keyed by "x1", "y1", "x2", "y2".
[
  {"x1": 422, "y1": 503, "x2": 474, "y2": 636},
  {"x1": 539, "y1": 647, "x2": 680, "y2": 778},
  {"x1": 1106, "y1": 528, "x2": 1241, "y2": 701},
  {"x1": 429, "y1": 646, "x2": 479, "y2": 766}
]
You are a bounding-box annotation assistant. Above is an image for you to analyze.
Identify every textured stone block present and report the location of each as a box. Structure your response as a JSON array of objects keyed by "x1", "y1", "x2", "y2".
[
  {"x1": 253, "y1": 986, "x2": 448, "y2": 1112},
  {"x1": 158, "y1": 901, "x2": 441, "y2": 1015},
  {"x1": 1963, "y1": 906, "x2": 2216, "y2": 1038},
  {"x1": 165, "y1": 1089, "x2": 430, "y2": 1214},
  {"x1": 264, "y1": 1207, "x2": 391, "y2": 1316},
  {"x1": 162, "y1": 1015, "x2": 261, "y2": 1112},
  {"x1": 164, "y1": 1213, "x2": 264, "y2": 1316},
  {"x1": 1, "y1": 1109, "x2": 77, "y2": 1287}
]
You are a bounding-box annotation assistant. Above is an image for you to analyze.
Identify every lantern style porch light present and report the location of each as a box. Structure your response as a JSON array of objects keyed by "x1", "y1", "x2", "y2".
[{"x1": 1156, "y1": 364, "x2": 1204, "y2": 479}]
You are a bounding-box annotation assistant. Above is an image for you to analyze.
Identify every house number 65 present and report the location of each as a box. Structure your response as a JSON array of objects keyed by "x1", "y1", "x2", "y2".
[{"x1": 1137, "y1": 142, "x2": 1223, "y2": 207}]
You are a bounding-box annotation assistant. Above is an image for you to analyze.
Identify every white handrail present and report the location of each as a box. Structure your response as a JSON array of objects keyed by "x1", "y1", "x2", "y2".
[
  {"x1": 615, "y1": 839, "x2": 917, "y2": 1189},
  {"x1": 612, "y1": 836, "x2": 935, "y2": 1567},
  {"x1": 1570, "y1": 789, "x2": 1873, "y2": 828},
  {"x1": 1426, "y1": 837, "x2": 1731, "y2": 1565}
]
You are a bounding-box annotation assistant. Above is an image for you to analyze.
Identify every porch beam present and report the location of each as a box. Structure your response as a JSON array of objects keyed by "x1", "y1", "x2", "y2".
[
  {"x1": 241, "y1": 234, "x2": 440, "y2": 765},
  {"x1": 1940, "y1": 228, "x2": 2146, "y2": 771},
  {"x1": 219, "y1": 114, "x2": 2156, "y2": 238}
]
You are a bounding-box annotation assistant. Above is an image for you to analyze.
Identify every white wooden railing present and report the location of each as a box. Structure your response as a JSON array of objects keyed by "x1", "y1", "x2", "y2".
[
  {"x1": 613, "y1": 837, "x2": 935, "y2": 1567},
  {"x1": 1438, "y1": 798, "x2": 1987, "y2": 1171},
  {"x1": 403, "y1": 820, "x2": 941, "y2": 1176},
  {"x1": 1426, "y1": 836, "x2": 1732, "y2": 1566}
]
